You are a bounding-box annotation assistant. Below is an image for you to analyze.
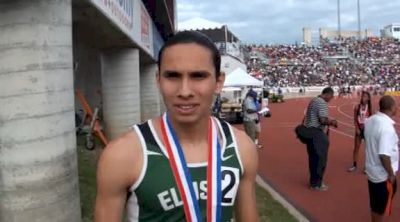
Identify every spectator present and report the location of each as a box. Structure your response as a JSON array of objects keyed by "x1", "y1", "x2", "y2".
[
  {"x1": 254, "y1": 96, "x2": 263, "y2": 148},
  {"x1": 243, "y1": 89, "x2": 258, "y2": 143},
  {"x1": 212, "y1": 94, "x2": 222, "y2": 117},
  {"x1": 364, "y1": 95, "x2": 398, "y2": 222},
  {"x1": 244, "y1": 37, "x2": 400, "y2": 89},
  {"x1": 302, "y1": 87, "x2": 338, "y2": 191}
]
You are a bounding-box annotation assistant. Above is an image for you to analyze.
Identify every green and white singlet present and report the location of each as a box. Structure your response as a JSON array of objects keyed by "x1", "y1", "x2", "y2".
[{"x1": 126, "y1": 118, "x2": 244, "y2": 222}]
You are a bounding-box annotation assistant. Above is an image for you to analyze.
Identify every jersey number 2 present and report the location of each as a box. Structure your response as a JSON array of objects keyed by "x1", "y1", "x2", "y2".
[{"x1": 221, "y1": 167, "x2": 240, "y2": 205}]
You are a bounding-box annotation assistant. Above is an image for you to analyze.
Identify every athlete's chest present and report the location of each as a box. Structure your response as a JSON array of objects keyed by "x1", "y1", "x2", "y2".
[
  {"x1": 135, "y1": 158, "x2": 241, "y2": 212},
  {"x1": 179, "y1": 143, "x2": 209, "y2": 164}
]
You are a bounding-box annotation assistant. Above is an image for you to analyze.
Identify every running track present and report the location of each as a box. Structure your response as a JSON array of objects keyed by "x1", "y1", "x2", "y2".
[{"x1": 243, "y1": 96, "x2": 400, "y2": 222}]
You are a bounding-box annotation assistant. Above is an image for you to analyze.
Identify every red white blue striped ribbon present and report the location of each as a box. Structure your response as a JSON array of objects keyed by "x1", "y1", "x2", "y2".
[{"x1": 160, "y1": 113, "x2": 221, "y2": 222}]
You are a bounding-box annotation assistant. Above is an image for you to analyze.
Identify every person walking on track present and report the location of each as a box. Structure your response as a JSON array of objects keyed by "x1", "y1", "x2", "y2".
[
  {"x1": 243, "y1": 89, "x2": 258, "y2": 143},
  {"x1": 348, "y1": 91, "x2": 373, "y2": 172},
  {"x1": 303, "y1": 87, "x2": 338, "y2": 191},
  {"x1": 94, "y1": 31, "x2": 259, "y2": 222},
  {"x1": 364, "y1": 95, "x2": 398, "y2": 222}
]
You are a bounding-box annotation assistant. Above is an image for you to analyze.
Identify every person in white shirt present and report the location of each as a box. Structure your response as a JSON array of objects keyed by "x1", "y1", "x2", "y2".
[{"x1": 364, "y1": 95, "x2": 399, "y2": 222}]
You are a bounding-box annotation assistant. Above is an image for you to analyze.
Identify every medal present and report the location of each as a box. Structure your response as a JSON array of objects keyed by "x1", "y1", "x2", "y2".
[{"x1": 160, "y1": 113, "x2": 222, "y2": 222}]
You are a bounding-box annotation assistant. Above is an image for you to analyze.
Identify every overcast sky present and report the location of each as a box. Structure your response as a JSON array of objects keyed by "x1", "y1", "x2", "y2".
[{"x1": 177, "y1": 0, "x2": 400, "y2": 44}]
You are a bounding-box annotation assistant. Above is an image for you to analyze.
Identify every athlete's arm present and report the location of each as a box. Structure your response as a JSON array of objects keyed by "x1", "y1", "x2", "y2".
[
  {"x1": 354, "y1": 105, "x2": 360, "y2": 127},
  {"x1": 94, "y1": 131, "x2": 142, "y2": 222},
  {"x1": 354, "y1": 105, "x2": 361, "y2": 134},
  {"x1": 233, "y1": 128, "x2": 259, "y2": 222}
]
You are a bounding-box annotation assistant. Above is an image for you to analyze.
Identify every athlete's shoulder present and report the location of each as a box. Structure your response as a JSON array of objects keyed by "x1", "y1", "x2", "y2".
[
  {"x1": 104, "y1": 129, "x2": 140, "y2": 154},
  {"x1": 231, "y1": 127, "x2": 258, "y2": 175},
  {"x1": 98, "y1": 123, "x2": 147, "y2": 187},
  {"x1": 231, "y1": 127, "x2": 254, "y2": 148}
]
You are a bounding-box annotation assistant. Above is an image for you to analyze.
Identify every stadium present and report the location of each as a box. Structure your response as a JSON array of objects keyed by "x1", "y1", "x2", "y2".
[{"x1": 1, "y1": 0, "x2": 400, "y2": 221}]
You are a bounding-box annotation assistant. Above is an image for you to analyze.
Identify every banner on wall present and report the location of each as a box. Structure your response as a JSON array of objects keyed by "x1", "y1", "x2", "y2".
[
  {"x1": 91, "y1": 0, "x2": 134, "y2": 34},
  {"x1": 90, "y1": 0, "x2": 155, "y2": 58},
  {"x1": 140, "y1": 4, "x2": 151, "y2": 51}
]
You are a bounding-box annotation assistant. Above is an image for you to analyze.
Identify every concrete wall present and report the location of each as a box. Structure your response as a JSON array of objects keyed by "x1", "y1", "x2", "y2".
[
  {"x1": 221, "y1": 55, "x2": 247, "y2": 75},
  {"x1": 0, "y1": 0, "x2": 81, "y2": 221},
  {"x1": 319, "y1": 27, "x2": 374, "y2": 39}
]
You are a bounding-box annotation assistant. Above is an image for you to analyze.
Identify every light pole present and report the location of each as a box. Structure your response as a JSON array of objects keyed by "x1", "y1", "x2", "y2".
[
  {"x1": 337, "y1": 0, "x2": 341, "y2": 40},
  {"x1": 357, "y1": 0, "x2": 361, "y2": 39}
]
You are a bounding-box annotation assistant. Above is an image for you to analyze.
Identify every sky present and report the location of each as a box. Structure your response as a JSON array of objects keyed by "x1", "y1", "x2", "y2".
[{"x1": 177, "y1": 0, "x2": 400, "y2": 44}]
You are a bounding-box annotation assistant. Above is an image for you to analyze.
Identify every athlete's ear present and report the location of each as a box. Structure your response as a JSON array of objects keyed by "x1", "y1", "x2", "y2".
[{"x1": 215, "y1": 71, "x2": 225, "y2": 94}]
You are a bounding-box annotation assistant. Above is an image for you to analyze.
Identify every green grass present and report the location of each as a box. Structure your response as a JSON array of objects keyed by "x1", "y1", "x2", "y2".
[
  {"x1": 256, "y1": 186, "x2": 297, "y2": 222},
  {"x1": 77, "y1": 137, "x2": 98, "y2": 222},
  {"x1": 77, "y1": 138, "x2": 297, "y2": 222}
]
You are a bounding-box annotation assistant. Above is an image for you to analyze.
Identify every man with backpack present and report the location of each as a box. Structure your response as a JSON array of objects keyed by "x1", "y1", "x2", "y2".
[{"x1": 300, "y1": 87, "x2": 338, "y2": 191}]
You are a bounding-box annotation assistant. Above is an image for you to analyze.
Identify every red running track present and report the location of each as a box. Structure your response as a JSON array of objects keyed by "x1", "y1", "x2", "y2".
[{"x1": 240, "y1": 96, "x2": 400, "y2": 222}]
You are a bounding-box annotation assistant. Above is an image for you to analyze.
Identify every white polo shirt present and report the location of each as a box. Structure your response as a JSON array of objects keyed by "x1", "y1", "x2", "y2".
[{"x1": 364, "y1": 112, "x2": 399, "y2": 183}]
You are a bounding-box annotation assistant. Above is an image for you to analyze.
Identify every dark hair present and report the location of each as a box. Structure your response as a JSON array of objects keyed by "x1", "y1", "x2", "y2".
[
  {"x1": 246, "y1": 89, "x2": 257, "y2": 99},
  {"x1": 322, "y1": 87, "x2": 334, "y2": 95},
  {"x1": 157, "y1": 31, "x2": 221, "y2": 78},
  {"x1": 379, "y1": 95, "x2": 396, "y2": 112},
  {"x1": 358, "y1": 91, "x2": 372, "y2": 116}
]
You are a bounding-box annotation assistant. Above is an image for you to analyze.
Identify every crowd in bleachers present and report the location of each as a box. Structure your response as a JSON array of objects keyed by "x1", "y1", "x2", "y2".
[{"x1": 245, "y1": 37, "x2": 400, "y2": 89}]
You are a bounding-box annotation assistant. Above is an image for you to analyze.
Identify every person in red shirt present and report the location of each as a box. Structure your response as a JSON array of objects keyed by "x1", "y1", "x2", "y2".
[{"x1": 348, "y1": 91, "x2": 373, "y2": 172}]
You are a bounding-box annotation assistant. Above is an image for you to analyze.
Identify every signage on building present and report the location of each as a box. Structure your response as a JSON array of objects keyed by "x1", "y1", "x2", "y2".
[
  {"x1": 90, "y1": 0, "x2": 157, "y2": 58},
  {"x1": 91, "y1": 0, "x2": 134, "y2": 33},
  {"x1": 140, "y1": 4, "x2": 151, "y2": 50}
]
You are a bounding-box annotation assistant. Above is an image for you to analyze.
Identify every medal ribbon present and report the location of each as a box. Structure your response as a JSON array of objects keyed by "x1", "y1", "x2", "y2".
[{"x1": 160, "y1": 113, "x2": 221, "y2": 222}]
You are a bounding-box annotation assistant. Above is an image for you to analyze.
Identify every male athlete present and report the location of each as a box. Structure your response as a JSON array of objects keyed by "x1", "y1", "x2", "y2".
[{"x1": 94, "y1": 31, "x2": 259, "y2": 221}]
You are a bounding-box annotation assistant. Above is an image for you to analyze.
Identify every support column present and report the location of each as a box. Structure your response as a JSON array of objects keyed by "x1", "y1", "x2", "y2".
[
  {"x1": 102, "y1": 49, "x2": 140, "y2": 140},
  {"x1": 0, "y1": 0, "x2": 81, "y2": 221},
  {"x1": 140, "y1": 63, "x2": 161, "y2": 121}
]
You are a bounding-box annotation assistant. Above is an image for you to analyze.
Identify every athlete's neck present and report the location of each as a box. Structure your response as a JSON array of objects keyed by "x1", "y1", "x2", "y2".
[{"x1": 168, "y1": 115, "x2": 210, "y2": 147}]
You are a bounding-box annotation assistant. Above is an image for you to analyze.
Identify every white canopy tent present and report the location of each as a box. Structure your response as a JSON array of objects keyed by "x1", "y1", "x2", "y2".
[
  {"x1": 178, "y1": 17, "x2": 224, "y2": 31},
  {"x1": 223, "y1": 68, "x2": 263, "y2": 87},
  {"x1": 221, "y1": 87, "x2": 241, "y2": 92}
]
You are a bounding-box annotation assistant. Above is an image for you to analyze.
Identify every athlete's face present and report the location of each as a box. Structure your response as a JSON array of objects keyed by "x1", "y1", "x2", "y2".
[
  {"x1": 361, "y1": 93, "x2": 370, "y2": 104},
  {"x1": 157, "y1": 43, "x2": 225, "y2": 123}
]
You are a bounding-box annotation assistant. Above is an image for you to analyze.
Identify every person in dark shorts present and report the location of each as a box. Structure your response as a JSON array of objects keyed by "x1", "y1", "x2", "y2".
[
  {"x1": 364, "y1": 96, "x2": 398, "y2": 222},
  {"x1": 348, "y1": 91, "x2": 372, "y2": 172},
  {"x1": 368, "y1": 180, "x2": 397, "y2": 219},
  {"x1": 303, "y1": 87, "x2": 338, "y2": 191}
]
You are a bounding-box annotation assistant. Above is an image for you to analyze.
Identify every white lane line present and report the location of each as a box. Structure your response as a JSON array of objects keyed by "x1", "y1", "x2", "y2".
[
  {"x1": 337, "y1": 102, "x2": 356, "y2": 119},
  {"x1": 336, "y1": 119, "x2": 355, "y2": 128},
  {"x1": 330, "y1": 128, "x2": 354, "y2": 139}
]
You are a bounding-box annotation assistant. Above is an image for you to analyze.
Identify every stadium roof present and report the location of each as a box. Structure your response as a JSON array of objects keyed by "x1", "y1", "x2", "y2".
[
  {"x1": 178, "y1": 17, "x2": 224, "y2": 31},
  {"x1": 178, "y1": 17, "x2": 240, "y2": 43}
]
